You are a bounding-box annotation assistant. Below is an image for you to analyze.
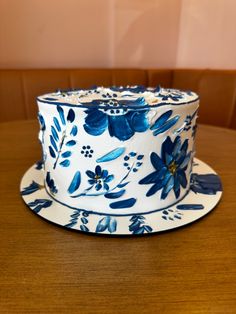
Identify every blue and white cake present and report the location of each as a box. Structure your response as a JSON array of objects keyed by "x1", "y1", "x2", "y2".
[{"x1": 36, "y1": 86, "x2": 199, "y2": 217}]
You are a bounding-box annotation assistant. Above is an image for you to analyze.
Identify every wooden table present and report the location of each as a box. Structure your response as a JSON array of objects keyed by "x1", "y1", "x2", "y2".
[{"x1": 0, "y1": 121, "x2": 236, "y2": 314}]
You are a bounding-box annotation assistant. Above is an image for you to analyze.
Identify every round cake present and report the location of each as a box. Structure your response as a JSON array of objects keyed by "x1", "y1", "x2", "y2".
[{"x1": 36, "y1": 86, "x2": 199, "y2": 216}]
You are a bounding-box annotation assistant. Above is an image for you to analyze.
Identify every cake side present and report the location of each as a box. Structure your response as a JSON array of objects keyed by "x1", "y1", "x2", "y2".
[{"x1": 37, "y1": 87, "x2": 199, "y2": 215}]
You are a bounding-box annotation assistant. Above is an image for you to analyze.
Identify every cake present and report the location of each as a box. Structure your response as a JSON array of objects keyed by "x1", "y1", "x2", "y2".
[{"x1": 36, "y1": 86, "x2": 199, "y2": 218}]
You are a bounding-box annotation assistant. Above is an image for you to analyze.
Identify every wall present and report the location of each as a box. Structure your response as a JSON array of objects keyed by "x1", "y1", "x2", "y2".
[{"x1": 0, "y1": 0, "x2": 235, "y2": 69}]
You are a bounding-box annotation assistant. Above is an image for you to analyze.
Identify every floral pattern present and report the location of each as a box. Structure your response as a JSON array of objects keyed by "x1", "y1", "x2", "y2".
[
  {"x1": 83, "y1": 98, "x2": 150, "y2": 141},
  {"x1": 86, "y1": 165, "x2": 114, "y2": 191},
  {"x1": 139, "y1": 136, "x2": 191, "y2": 199}
]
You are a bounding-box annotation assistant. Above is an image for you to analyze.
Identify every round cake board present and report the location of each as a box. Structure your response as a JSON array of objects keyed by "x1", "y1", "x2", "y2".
[{"x1": 20, "y1": 158, "x2": 222, "y2": 236}]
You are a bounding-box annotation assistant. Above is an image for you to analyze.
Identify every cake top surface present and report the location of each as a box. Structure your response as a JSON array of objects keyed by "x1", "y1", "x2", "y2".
[{"x1": 37, "y1": 86, "x2": 199, "y2": 108}]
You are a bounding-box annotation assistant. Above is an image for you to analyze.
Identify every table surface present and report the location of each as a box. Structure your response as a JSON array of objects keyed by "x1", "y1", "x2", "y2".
[{"x1": 0, "y1": 120, "x2": 236, "y2": 314}]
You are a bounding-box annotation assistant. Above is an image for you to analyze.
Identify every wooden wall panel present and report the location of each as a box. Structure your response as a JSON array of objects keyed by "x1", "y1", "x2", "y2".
[
  {"x1": 147, "y1": 69, "x2": 173, "y2": 88},
  {"x1": 112, "y1": 69, "x2": 147, "y2": 86},
  {"x1": 22, "y1": 70, "x2": 71, "y2": 119},
  {"x1": 0, "y1": 69, "x2": 236, "y2": 130},
  {"x1": 0, "y1": 70, "x2": 26, "y2": 122},
  {"x1": 70, "y1": 69, "x2": 112, "y2": 89}
]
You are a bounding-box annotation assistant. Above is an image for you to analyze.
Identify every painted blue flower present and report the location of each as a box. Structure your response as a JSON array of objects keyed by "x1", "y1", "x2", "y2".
[
  {"x1": 158, "y1": 90, "x2": 183, "y2": 102},
  {"x1": 86, "y1": 165, "x2": 114, "y2": 191},
  {"x1": 139, "y1": 136, "x2": 191, "y2": 199},
  {"x1": 83, "y1": 98, "x2": 149, "y2": 141}
]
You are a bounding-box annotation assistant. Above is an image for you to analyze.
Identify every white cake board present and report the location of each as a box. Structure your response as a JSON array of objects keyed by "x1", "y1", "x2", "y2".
[{"x1": 20, "y1": 158, "x2": 222, "y2": 236}]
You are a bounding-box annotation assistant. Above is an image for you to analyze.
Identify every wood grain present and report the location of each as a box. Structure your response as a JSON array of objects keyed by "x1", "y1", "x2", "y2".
[{"x1": 0, "y1": 121, "x2": 236, "y2": 314}]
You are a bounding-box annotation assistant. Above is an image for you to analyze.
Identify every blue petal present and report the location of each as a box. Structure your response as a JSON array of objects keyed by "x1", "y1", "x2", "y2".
[
  {"x1": 165, "y1": 152, "x2": 174, "y2": 166},
  {"x1": 88, "y1": 179, "x2": 96, "y2": 184},
  {"x1": 86, "y1": 170, "x2": 95, "y2": 178},
  {"x1": 173, "y1": 174, "x2": 181, "y2": 198},
  {"x1": 103, "y1": 183, "x2": 110, "y2": 191},
  {"x1": 150, "y1": 110, "x2": 172, "y2": 130},
  {"x1": 139, "y1": 171, "x2": 161, "y2": 185},
  {"x1": 172, "y1": 136, "x2": 182, "y2": 157},
  {"x1": 108, "y1": 115, "x2": 134, "y2": 141},
  {"x1": 95, "y1": 183, "x2": 102, "y2": 191},
  {"x1": 95, "y1": 165, "x2": 102, "y2": 176},
  {"x1": 152, "y1": 116, "x2": 180, "y2": 136},
  {"x1": 127, "y1": 110, "x2": 149, "y2": 132},
  {"x1": 101, "y1": 170, "x2": 108, "y2": 178},
  {"x1": 84, "y1": 109, "x2": 108, "y2": 136},
  {"x1": 180, "y1": 139, "x2": 189, "y2": 154},
  {"x1": 84, "y1": 123, "x2": 106, "y2": 136},
  {"x1": 179, "y1": 152, "x2": 191, "y2": 169},
  {"x1": 161, "y1": 137, "x2": 174, "y2": 162},
  {"x1": 161, "y1": 175, "x2": 175, "y2": 199},
  {"x1": 104, "y1": 174, "x2": 114, "y2": 183},
  {"x1": 150, "y1": 152, "x2": 165, "y2": 170},
  {"x1": 177, "y1": 170, "x2": 187, "y2": 188},
  {"x1": 146, "y1": 180, "x2": 164, "y2": 197}
]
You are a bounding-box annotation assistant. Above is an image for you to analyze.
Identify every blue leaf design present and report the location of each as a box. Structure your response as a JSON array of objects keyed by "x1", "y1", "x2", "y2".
[
  {"x1": 50, "y1": 135, "x2": 58, "y2": 152},
  {"x1": 150, "y1": 110, "x2": 173, "y2": 130},
  {"x1": 96, "y1": 147, "x2": 125, "y2": 163},
  {"x1": 21, "y1": 181, "x2": 40, "y2": 195},
  {"x1": 176, "y1": 204, "x2": 204, "y2": 210},
  {"x1": 81, "y1": 217, "x2": 88, "y2": 224},
  {"x1": 133, "y1": 226, "x2": 145, "y2": 234},
  {"x1": 95, "y1": 216, "x2": 117, "y2": 233},
  {"x1": 28, "y1": 199, "x2": 52, "y2": 213},
  {"x1": 80, "y1": 224, "x2": 89, "y2": 232},
  {"x1": 60, "y1": 159, "x2": 70, "y2": 167},
  {"x1": 153, "y1": 116, "x2": 180, "y2": 136},
  {"x1": 96, "y1": 216, "x2": 110, "y2": 232},
  {"x1": 108, "y1": 218, "x2": 117, "y2": 233},
  {"x1": 57, "y1": 105, "x2": 66, "y2": 125},
  {"x1": 117, "y1": 182, "x2": 129, "y2": 188},
  {"x1": 67, "y1": 108, "x2": 75, "y2": 123},
  {"x1": 144, "y1": 225, "x2": 153, "y2": 232},
  {"x1": 66, "y1": 140, "x2": 76, "y2": 146},
  {"x1": 49, "y1": 146, "x2": 56, "y2": 158},
  {"x1": 104, "y1": 189, "x2": 125, "y2": 199},
  {"x1": 70, "y1": 125, "x2": 78, "y2": 136},
  {"x1": 51, "y1": 126, "x2": 59, "y2": 141},
  {"x1": 109, "y1": 198, "x2": 136, "y2": 209},
  {"x1": 68, "y1": 171, "x2": 81, "y2": 194},
  {"x1": 53, "y1": 117, "x2": 61, "y2": 132},
  {"x1": 61, "y1": 151, "x2": 72, "y2": 158}
]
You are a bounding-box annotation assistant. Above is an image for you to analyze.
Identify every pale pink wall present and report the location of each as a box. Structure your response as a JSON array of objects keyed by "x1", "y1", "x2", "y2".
[
  {"x1": 176, "y1": 0, "x2": 236, "y2": 69},
  {"x1": 0, "y1": 0, "x2": 235, "y2": 69}
]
